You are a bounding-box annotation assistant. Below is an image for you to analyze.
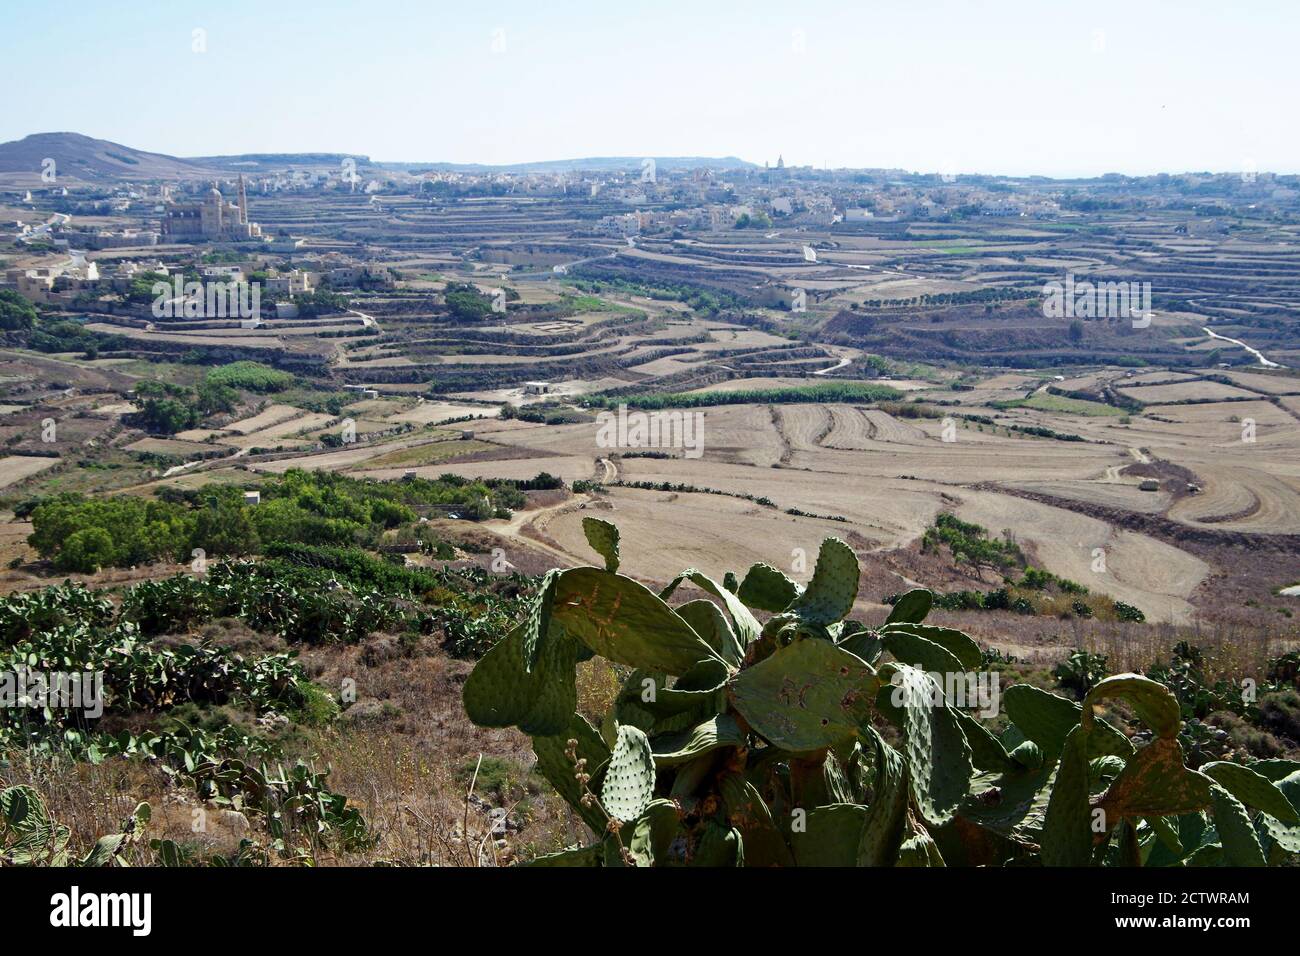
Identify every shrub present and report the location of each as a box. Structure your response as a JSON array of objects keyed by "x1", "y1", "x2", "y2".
[
  {"x1": 1052, "y1": 649, "x2": 1109, "y2": 698},
  {"x1": 205, "y1": 361, "x2": 295, "y2": 392},
  {"x1": 462, "y1": 519, "x2": 1296, "y2": 868}
]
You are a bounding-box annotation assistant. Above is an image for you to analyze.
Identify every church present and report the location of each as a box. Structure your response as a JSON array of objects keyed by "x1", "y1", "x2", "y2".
[{"x1": 160, "y1": 175, "x2": 263, "y2": 243}]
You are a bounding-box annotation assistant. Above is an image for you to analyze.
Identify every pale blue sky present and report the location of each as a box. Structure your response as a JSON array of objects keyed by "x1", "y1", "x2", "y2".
[{"x1": 1, "y1": 0, "x2": 1295, "y2": 176}]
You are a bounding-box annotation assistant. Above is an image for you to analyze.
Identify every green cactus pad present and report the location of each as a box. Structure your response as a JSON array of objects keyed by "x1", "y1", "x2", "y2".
[
  {"x1": 737, "y1": 562, "x2": 801, "y2": 613},
  {"x1": 668, "y1": 751, "x2": 719, "y2": 800},
  {"x1": 790, "y1": 804, "x2": 867, "y2": 866},
  {"x1": 462, "y1": 618, "x2": 581, "y2": 736},
  {"x1": 958, "y1": 761, "x2": 1056, "y2": 845},
  {"x1": 729, "y1": 637, "x2": 878, "y2": 752},
  {"x1": 1200, "y1": 761, "x2": 1299, "y2": 824},
  {"x1": 581, "y1": 516, "x2": 621, "y2": 573},
  {"x1": 857, "y1": 730, "x2": 909, "y2": 865},
  {"x1": 1008, "y1": 740, "x2": 1044, "y2": 771},
  {"x1": 553, "y1": 567, "x2": 723, "y2": 674},
  {"x1": 878, "y1": 663, "x2": 972, "y2": 827},
  {"x1": 651, "y1": 714, "x2": 746, "y2": 766},
  {"x1": 885, "y1": 588, "x2": 933, "y2": 625},
  {"x1": 1001, "y1": 684, "x2": 1082, "y2": 760},
  {"x1": 628, "y1": 799, "x2": 682, "y2": 866},
  {"x1": 952, "y1": 706, "x2": 1017, "y2": 773},
  {"x1": 618, "y1": 663, "x2": 727, "y2": 727},
  {"x1": 519, "y1": 568, "x2": 560, "y2": 669},
  {"x1": 1040, "y1": 726, "x2": 1093, "y2": 866},
  {"x1": 524, "y1": 843, "x2": 602, "y2": 867},
  {"x1": 1002, "y1": 683, "x2": 1132, "y2": 761},
  {"x1": 895, "y1": 810, "x2": 945, "y2": 867},
  {"x1": 786, "y1": 538, "x2": 859, "y2": 625},
  {"x1": 879, "y1": 622, "x2": 982, "y2": 671},
  {"x1": 1082, "y1": 673, "x2": 1181, "y2": 740},
  {"x1": 531, "y1": 712, "x2": 611, "y2": 833},
  {"x1": 1094, "y1": 737, "x2": 1212, "y2": 821},
  {"x1": 1147, "y1": 814, "x2": 1183, "y2": 856},
  {"x1": 673, "y1": 599, "x2": 744, "y2": 666},
  {"x1": 662, "y1": 569, "x2": 762, "y2": 648},
  {"x1": 837, "y1": 625, "x2": 883, "y2": 666},
  {"x1": 1244, "y1": 759, "x2": 1300, "y2": 782},
  {"x1": 719, "y1": 772, "x2": 795, "y2": 866},
  {"x1": 880, "y1": 629, "x2": 964, "y2": 677},
  {"x1": 1260, "y1": 771, "x2": 1300, "y2": 853},
  {"x1": 692, "y1": 823, "x2": 743, "y2": 867},
  {"x1": 602, "y1": 724, "x2": 657, "y2": 823},
  {"x1": 1208, "y1": 784, "x2": 1266, "y2": 866}
]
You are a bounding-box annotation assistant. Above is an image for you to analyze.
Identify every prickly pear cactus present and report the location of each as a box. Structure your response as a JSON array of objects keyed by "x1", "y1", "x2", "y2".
[{"x1": 462, "y1": 522, "x2": 1296, "y2": 867}]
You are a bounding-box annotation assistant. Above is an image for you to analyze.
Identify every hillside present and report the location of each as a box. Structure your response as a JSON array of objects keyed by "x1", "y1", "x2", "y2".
[
  {"x1": 377, "y1": 155, "x2": 759, "y2": 173},
  {"x1": 0, "y1": 131, "x2": 215, "y2": 183}
]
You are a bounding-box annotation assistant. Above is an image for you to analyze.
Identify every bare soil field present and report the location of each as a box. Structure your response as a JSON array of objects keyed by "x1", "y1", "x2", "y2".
[
  {"x1": 952, "y1": 490, "x2": 1210, "y2": 623},
  {"x1": 0, "y1": 456, "x2": 58, "y2": 487},
  {"x1": 1222, "y1": 370, "x2": 1300, "y2": 395},
  {"x1": 1117, "y1": 380, "x2": 1260, "y2": 404},
  {"x1": 224, "y1": 404, "x2": 308, "y2": 435},
  {"x1": 386, "y1": 401, "x2": 500, "y2": 424},
  {"x1": 123, "y1": 437, "x2": 218, "y2": 456}
]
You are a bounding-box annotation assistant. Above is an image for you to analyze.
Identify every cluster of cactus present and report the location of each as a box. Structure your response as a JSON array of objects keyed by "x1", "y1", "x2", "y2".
[
  {"x1": 1, "y1": 786, "x2": 149, "y2": 866},
  {"x1": 463, "y1": 519, "x2": 1300, "y2": 866}
]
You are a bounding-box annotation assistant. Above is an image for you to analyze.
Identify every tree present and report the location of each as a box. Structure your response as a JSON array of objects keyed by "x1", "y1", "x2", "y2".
[
  {"x1": 1068, "y1": 319, "x2": 1085, "y2": 343},
  {"x1": 443, "y1": 283, "x2": 496, "y2": 321},
  {"x1": 196, "y1": 382, "x2": 238, "y2": 415},
  {"x1": 55, "y1": 527, "x2": 116, "y2": 574},
  {"x1": 134, "y1": 397, "x2": 199, "y2": 435},
  {"x1": 0, "y1": 290, "x2": 37, "y2": 331},
  {"x1": 191, "y1": 499, "x2": 259, "y2": 557}
]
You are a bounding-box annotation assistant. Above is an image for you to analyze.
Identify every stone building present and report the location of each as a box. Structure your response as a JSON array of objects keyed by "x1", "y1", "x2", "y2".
[{"x1": 160, "y1": 175, "x2": 263, "y2": 243}]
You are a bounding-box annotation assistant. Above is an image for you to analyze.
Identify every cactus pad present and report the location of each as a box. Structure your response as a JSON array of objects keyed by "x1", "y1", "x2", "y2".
[
  {"x1": 879, "y1": 663, "x2": 972, "y2": 826},
  {"x1": 602, "y1": 724, "x2": 657, "y2": 823},
  {"x1": 1208, "y1": 784, "x2": 1266, "y2": 866},
  {"x1": 532, "y1": 712, "x2": 611, "y2": 833},
  {"x1": 1200, "y1": 761, "x2": 1299, "y2": 824},
  {"x1": 729, "y1": 637, "x2": 878, "y2": 752},
  {"x1": 790, "y1": 804, "x2": 867, "y2": 866},
  {"x1": 1003, "y1": 683, "x2": 1132, "y2": 761},
  {"x1": 581, "y1": 516, "x2": 621, "y2": 573},
  {"x1": 787, "y1": 538, "x2": 859, "y2": 625},
  {"x1": 885, "y1": 588, "x2": 933, "y2": 625},
  {"x1": 672, "y1": 599, "x2": 744, "y2": 666},
  {"x1": 553, "y1": 567, "x2": 722, "y2": 674},
  {"x1": 737, "y1": 562, "x2": 801, "y2": 613},
  {"x1": 1039, "y1": 726, "x2": 1093, "y2": 866},
  {"x1": 879, "y1": 622, "x2": 982, "y2": 671},
  {"x1": 880, "y1": 629, "x2": 964, "y2": 677},
  {"x1": 1094, "y1": 736, "x2": 1211, "y2": 821},
  {"x1": 628, "y1": 799, "x2": 682, "y2": 866},
  {"x1": 462, "y1": 618, "x2": 580, "y2": 736},
  {"x1": 1082, "y1": 674, "x2": 1181, "y2": 740},
  {"x1": 857, "y1": 730, "x2": 909, "y2": 865},
  {"x1": 663, "y1": 569, "x2": 762, "y2": 647}
]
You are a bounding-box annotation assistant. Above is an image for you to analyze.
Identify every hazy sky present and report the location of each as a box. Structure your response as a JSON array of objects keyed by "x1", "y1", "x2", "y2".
[{"x1": 2, "y1": 0, "x2": 1296, "y2": 177}]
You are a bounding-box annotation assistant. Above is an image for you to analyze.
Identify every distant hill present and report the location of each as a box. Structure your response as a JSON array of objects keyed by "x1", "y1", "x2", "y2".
[
  {"x1": 190, "y1": 152, "x2": 376, "y2": 173},
  {"x1": 0, "y1": 132, "x2": 215, "y2": 183},
  {"x1": 379, "y1": 156, "x2": 758, "y2": 174},
  {"x1": 0, "y1": 133, "x2": 757, "y2": 184}
]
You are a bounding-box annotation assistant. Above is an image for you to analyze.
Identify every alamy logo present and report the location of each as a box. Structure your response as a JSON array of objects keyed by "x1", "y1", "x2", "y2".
[
  {"x1": 151, "y1": 278, "x2": 261, "y2": 320},
  {"x1": 50, "y1": 886, "x2": 151, "y2": 936},
  {"x1": 890, "y1": 669, "x2": 1001, "y2": 719},
  {"x1": 1, "y1": 667, "x2": 102, "y2": 718},
  {"x1": 595, "y1": 403, "x2": 704, "y2": 459},
  {"x1": 1042, "y1": 273, "x2": 1151, "y2": 328}
]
